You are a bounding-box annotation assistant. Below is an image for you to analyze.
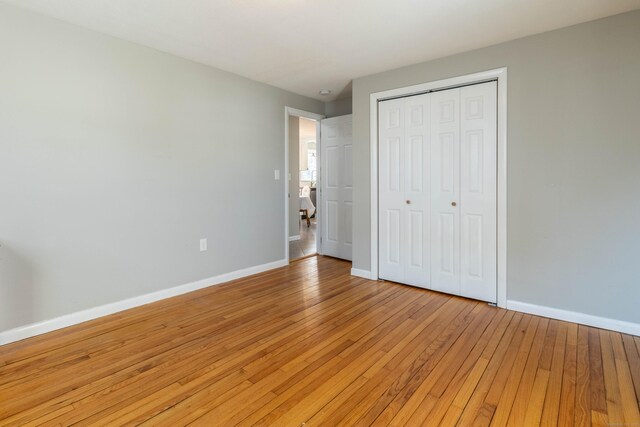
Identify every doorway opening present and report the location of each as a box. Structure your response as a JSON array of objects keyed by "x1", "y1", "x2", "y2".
[
  {"x1": 290, "y1": 116, "x2": 320, "y2": 260},
  {"x1": 284, "y1": 108, "x2": 324, "y2": 262}
]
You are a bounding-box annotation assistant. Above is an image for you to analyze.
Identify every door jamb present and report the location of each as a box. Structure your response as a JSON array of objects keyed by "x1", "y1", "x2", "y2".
[
  {"x1": 284, "y1": 107, "x2": 325, "y2": 263},
  {"x1": 369, "y1": 68, "x2": 508, "y2": 307}
]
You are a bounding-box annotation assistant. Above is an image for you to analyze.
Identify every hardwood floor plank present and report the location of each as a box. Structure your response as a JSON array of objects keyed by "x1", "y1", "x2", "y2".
[
  {"x1": 557, "y1": 323, "x2": 578, "y2": 426},
  {"x1": 522, "y1": 368, "x2": 550, "y2": 426},
  {"x1": 360, "y1": 304, "x2": 496, "y2": 426},
  {"x1": 610, "y1": 332, "x2": 640, "y2": 425},
  {"x1": 622, "y1": 334, "x2": 640, "y2": 408},
  {"x1": 445, "y1": 312, "x2": 524, "y2": 426},
  {"x1": 540, "y1": 322, "x2": 568, "y2": 426},
  {"x1": 300, "y1": 298, "x2": 462, "y2": 427},
  {"x1": 269, "y1": 301, "x2": 481, "y2": 426},
  {"x1": 504, "y1": 317, "x2": 551, "y2": 427},
  {"x1": 86, "y1": 290, "x2": 411, "y2": 424},
  {"x1": 144, "y1": 287, "x2": 424, "y2": 425},
  {"x1": 0, "y1": 256, "x2": 637, "y2": 426},
  {"x1": 196, "y1": 299, "x2": 427, "y2": 426},
  {"x1": 588, "y1": 327, "x2": 607, "y2": 415},
  {"x1": 437, "y1": 357, "x2": 489, "y2": 426},
  {"x1": 414, "y1": 310, "x2": 513, "y2": 426},
  {"x1": 486, "y1": 316, "x2": 545, "y2": 426},
  {"x1": 574, "y1": 325, "x2": 591, "y2": 427},
  {"x1": 600, "y1": 330, "x2": 625, "y2": 425}
]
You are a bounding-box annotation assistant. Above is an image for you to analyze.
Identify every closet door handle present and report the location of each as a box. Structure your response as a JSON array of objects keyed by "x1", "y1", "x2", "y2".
[
  {"x1": 406, "y1": 200, "x2": 411, "y2": 205},
  {"x1": 451, "y1": 202, "x2": 457, "y2": 207}
]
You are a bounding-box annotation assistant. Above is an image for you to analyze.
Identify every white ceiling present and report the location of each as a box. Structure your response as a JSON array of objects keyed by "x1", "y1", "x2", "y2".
[{"x1": 4, "y1": 0, "x2": 639, "y2": 101}]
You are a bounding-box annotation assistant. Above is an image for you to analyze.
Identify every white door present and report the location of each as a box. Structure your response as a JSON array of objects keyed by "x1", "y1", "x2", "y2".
[
  {"x1": 378, "y1": 95, "x2": 431, "y2": 287},
  {"x1": 320, "y1": 115, "x2": 353, "y2": 261},
  {"x1": 430, "y1": 88, "x2": 461, "y2": 295},
  {"x1": 378, "y1": 81, "x2": 497, "y2": 303},
  {"x1": 459, "y1": 82, "x2": 497, "y2": 302}
]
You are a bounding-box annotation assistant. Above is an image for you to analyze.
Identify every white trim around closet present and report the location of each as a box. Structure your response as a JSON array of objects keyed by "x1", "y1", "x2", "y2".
[{"x1": 369, "y1": 68, "x2": 508, "y2": 308}]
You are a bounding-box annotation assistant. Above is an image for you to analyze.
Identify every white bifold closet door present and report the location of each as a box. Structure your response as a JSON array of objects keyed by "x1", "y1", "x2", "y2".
[
  {"x1": 379, "y1": 81, "x2": 497, "y2": 303},
  {"x1": 321, "y1": 115, "x2": 353, "y2": 261},
  {"x1": 378, "y1": 94, "x2": 431, "y2": 287}
]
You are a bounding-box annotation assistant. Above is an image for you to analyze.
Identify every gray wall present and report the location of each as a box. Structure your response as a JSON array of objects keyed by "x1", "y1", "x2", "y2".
[
  {"x1": 0, "y1": 3, "x2": 323, "y2": 332},
  {"x1": 288, "y1": 116, "x2": 300, "y2": 239},
  {"x1": 352, "y1": 10, "x2": 640, "y2": 324},
  {"x1": 324, "y1": 97, "x2": 353, "y2": 118}
]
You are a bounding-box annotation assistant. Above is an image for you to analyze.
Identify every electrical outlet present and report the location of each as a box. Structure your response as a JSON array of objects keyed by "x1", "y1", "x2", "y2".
[{"x1": 199, "y1": 238, "x2": 207, "y2": 252}]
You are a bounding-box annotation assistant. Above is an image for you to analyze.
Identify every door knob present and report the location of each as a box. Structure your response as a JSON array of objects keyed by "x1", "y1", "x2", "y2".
[
  {"x1": 451, "y1": 202, "x2": 457, "y2": 207},
  {"x1": 406, "y1": 200, "x2": 411, "y2": 204}
]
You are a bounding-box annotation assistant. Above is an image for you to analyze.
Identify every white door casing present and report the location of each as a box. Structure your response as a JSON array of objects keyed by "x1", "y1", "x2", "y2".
[
  {"x1": 321, "y1": 115, "x2": 353, "y2": 261},
  {"x1": 377, "y1": 81, "x2": 498, "y2": 303}
]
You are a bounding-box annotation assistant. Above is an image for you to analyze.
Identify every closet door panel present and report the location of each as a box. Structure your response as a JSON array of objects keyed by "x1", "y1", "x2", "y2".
[
  {"x1": 378, "y1": 99, "x2": 406, "y2": 282},
  {"x1": 430, "y1": 88, "x2": 461, "y2": 296},
  {"x1": 460, "y1": 82, "x2": 497, "y2": 303},
  {"x1": 403, "y1": 94, "x2": 430, "y2": 287}
]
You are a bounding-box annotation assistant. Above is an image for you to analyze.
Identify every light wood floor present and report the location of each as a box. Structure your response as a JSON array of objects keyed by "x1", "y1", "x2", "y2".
[
  {"x1": 1, "y1": 256, "x2": 639, "y2": 426},
  {"x1": 289, "y1": 217, "x2": 317, "y2": 261}
]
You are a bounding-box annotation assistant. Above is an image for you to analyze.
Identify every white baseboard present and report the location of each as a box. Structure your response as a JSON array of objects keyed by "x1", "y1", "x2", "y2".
[
  {"x1": 289, "y1": 235, "x2": 301, "y2": 242},
  {"x1": 351, "y1": 268, "x2": 374, "y2": 280},
  {"x1": 0, "y1": 258, "x2": 288, "y2": 346},
  {"x1": 507, "y1": 300, "x2": 640, "y2": 336}
]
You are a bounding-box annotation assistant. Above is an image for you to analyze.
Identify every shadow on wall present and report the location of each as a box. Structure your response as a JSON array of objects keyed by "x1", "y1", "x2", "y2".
[
  {"x1": 335, "y1": 81, "x2": 352, "y2": 100},
  {"x1": 0, "y1": 242, "x2": 35, "y2": 331}
]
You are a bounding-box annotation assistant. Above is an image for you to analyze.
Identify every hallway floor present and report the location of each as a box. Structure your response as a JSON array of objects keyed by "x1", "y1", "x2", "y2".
[{"x1": 289, "y1": 216, "x2": 316, "y2": 260}]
